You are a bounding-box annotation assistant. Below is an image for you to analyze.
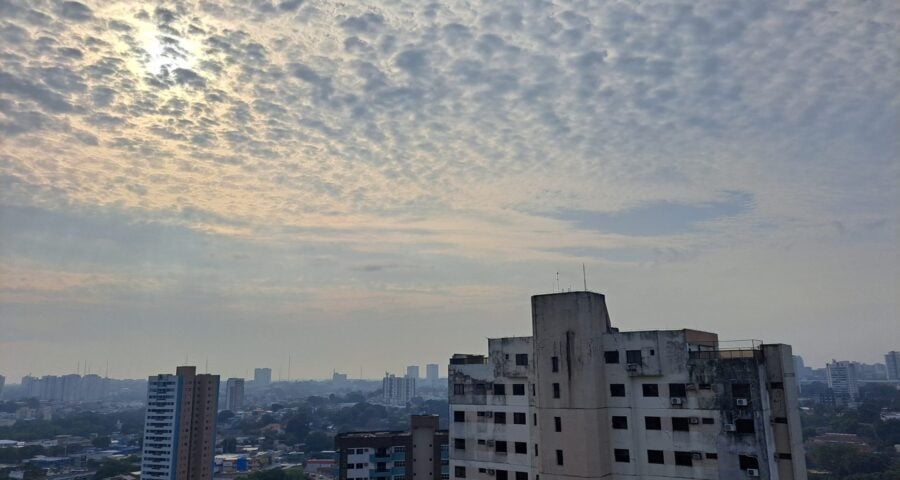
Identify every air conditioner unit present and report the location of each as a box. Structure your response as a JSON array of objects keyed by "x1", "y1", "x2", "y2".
[
  {"x1": 692, "y1": 452, "x2": 703, "y2": 460},
  {"x1": 747, "y1": 468, "x2": 760, "y2": 477},
  {"x1": 486, "y1": 469, "x2": 496, "y2": 475},
  {"x1": 690, "y1": 417, "x2": 700, "y2": 424},
  {"x1": 670, "y1": 397, "x2": 684, "y2": 406},
  {"x1": 686, "y1": 383, "x2": 697, "y2": 390},
  {"x1": 485, "y1": 411, "x2": 493, "y2": 417},
  {"x1": 724, "y1": 424, "x2": 737, "y2": 432},
  {"x1": 486, "y1": 440, "x2": 495, "y2": 447},
  {"x1": 736, "y1": 398, "x2": 749, "y2": 407},
  {"x1": 626, "y1": 363, "x2": 639, "y2": 372}
]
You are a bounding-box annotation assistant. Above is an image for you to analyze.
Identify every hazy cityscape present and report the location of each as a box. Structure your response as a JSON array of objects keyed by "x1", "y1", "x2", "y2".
[{"x1": 0, "y1": 0, "x2": 897, "y2": 479}]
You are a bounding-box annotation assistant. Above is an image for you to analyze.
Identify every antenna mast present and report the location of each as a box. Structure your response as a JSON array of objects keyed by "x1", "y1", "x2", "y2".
[{"x1": 583, "y1": 263, "x2": 587, "y2": 291}]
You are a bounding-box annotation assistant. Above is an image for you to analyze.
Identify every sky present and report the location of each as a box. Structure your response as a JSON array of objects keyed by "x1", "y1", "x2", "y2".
[{"x1": 0, "y1": 0, "x2": 897, "y2": 382}]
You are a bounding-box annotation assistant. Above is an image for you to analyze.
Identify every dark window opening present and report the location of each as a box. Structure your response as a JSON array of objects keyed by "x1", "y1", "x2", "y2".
[
  {"x1": 454, "y1": 438, "x2": 466, "y2": 450},
  {"x1": 453, "y1": 384, "x2": 465, "y2": 395},
  {"x1": 454, "y1": 410, "x2": 465, "y2": 422},
  {"x1": 494, "y1": 383, "x2": 506, "y2": 395},
  {"x1": 735, "y1": 419, "x2": 755, "y2": 434},
  {"x1": 706, "y1": 453, "x2": 718, "y2": 459},
  {"x1": 642, "y1": 384, "x2": 659, "y2": 397},
  {"x1": 702, "y1": 418, "x2": 715, "y2": 424},
  {"x1": 514, "y1": 412, "x2": 526, "y2": 424},
  {"x1": 669, "y1": 383, "x2": 687, "y2": 397},
  {"x1": 626, "y1": 350, "x2": 642, "y2": 364},
  {"x1": 698, "y1": 383, "x2": 711, "y2": 390},
  {"x1": 496, "y1": 471, "x2": 508, "y2": 480},
  {"x1": 514, "y1": 442, "x2": 527, "y2": 454},
  {"x1": 732, "y1": 383, "x2": 751, "y2": 399},
  {"x1": 554, "y1": 417, "x2": 561, "y2": 432},
  {"x1": 612, "y1": 416, "x2": 628, "y2": 429},
  {"x1": 454, "y1": 466, "x2": 466, "y2": 478},
  {"x1": 515, "y1": 473, "x2": 528, "y2": 480},
  {"x1": 774, "y1": 417, "x2": 788, "y2": 424},
  {"x1": 610, "y1": 384, "x2": 626, "y2": 397},
  {"x1": 672, "y1": 417, "x2": 690, "y2": 432},
  {"x1": 674, "y1": 451, "x2": 693, "y2": 467},
  {"x1": 739, "y1": 455, "x2": 759, "y2": 470},
  {"x1": 513, "y1": 384, "x2": 526, "y2": 396},
  {"x1": 551, "y1": 356, "x2": 559, "y2": 372},
  {"x1": 645, "y1": 416, "x2": 662, "y2": 430},
  {"x1": 515, "y1": 354, "x2": 528, "y2": 366},
  {"x1": 495, "y1": 412, "x2": 506, "y2": 424},
  {"x1": 533, "y1": 413, "x2": 537, "y2": 426},
  {"x1": 614, "y1": 449, "x2": 630, "y2": 463},
  {"x1": 495, "y1": 441, "x2": 507, "y2": 453},
  {"x1": 647, "y1": 450, "x2": 664, "y2": 464},
  {"x1": 556, "y1": 450, "x2": 564, "y2": 466},
  {"x1": 604, "y1": 351, "x2": 620, "y2": 364},
  {"x1": 552, "y1": 383, "x2": 560, "y2": 398},
  {"x1": 770, "y1": 382, "x2": 784, "y2": 389},
  {"x1": 777, "y1": 453, "x2": 792, "y2": 460}
]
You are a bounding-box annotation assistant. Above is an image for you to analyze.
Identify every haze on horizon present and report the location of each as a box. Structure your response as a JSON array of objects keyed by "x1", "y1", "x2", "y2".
[{"x1": 0, "y1": 0, "x2": 897, "y2": 382}]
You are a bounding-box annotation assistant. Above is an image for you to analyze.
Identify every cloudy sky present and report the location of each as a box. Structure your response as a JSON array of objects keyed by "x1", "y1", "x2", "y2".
[{"x1": 0, "y1": 0, "x2": 897, "y2": 382}]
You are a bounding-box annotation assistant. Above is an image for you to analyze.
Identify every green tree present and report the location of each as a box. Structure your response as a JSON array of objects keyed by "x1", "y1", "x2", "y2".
[
  {"x1": 304, "y1": 432, "x2": 332, "y2": 452},
  {"x1": 222, "y1": 437, "x2": 238, "y2": 454}
]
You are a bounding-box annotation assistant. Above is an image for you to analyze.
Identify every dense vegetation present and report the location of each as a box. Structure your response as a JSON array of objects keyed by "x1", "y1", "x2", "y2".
[{"x1": 0, "y1": 406, "x2": 145, "y2": 441}]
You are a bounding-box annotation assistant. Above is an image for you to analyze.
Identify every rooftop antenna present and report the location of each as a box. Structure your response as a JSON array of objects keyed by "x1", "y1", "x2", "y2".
[
  {"x1": 288, "y1": 354, "x2": 292, "y2": 382},
  {"x1": 583, "y1": 263, "x2": 588, "y2": 291},
  {"x1": 556, "y1": 272, "x2": 560, "y2": 293},
  {"x1": 205, "y1": 357, "x2": 208, "y2": 374},
  {"x1": 105, "y1": 360, "x2": 109, "y2": 379}
]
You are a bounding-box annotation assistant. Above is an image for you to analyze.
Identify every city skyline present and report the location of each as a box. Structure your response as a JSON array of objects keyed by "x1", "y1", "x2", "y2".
[{"x1": 1, "y1": 0, "x2": 898, "y2": 381}]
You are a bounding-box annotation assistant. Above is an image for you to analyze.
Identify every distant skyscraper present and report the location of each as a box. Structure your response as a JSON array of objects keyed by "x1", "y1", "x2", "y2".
[
  {"x1": 141, "y1": 366, "x2": 219, "y2": 480},
  {"x1": 406, "y1": 365, "x2": 420, "y2": 379},
  {"x1": 425, "y1": 364, "x2": 439, "y2": 381},
  {"x1": 224, "y1": 378, "x2": 245, "y2": 412},
  {"x1": 383, "y1": 374, "x2": 416, "y2": 406},
  {"x1": 0, "y1": 375, "x2": 5, "y2": 397},
  {"x1": 886, "y1": 351, "x2": 900, "y2": 380},
  {"x1": 827, "y1": 360, "x2": 860, "y2": 407},
  {"x1": 253, "y1": 368, "x2": 272, "y2": 386}
]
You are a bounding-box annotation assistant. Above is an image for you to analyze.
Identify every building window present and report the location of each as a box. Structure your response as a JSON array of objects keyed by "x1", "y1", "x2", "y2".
[
  {"x1": 645, "y1": 416, "x2": 662, "y2": 430},
  {"x1": 552, "y1": 383, "x2": 560, "y2": 398},
  {"x1": 739, "y1": 455, "x2": 759, "y2": 470},
  {"x1": 771, "y1": 381, "x2": 784, "y2": 389},
  {"x1": 614, "y1": 449, "x2": 630, "y2": 463},
  {"x1": 556, "y1": 450, "x2": 564, "y2": 466},
  {"x1": 732, "y1": 383, "x2": 751, "y2": 399},
  {"x1": 454, "y1": 411, "x2": 465, "y2": 422},
  {"x1": 514, "y1": 412, "x2": 526, "y2": 424},
  {"x1": 533, "y1": 413, "x2": 537, "y2": 425},
  {"x1": 604, "y1": 351, "x2": 619, "y2": 363},
  {"x1": 626, "y1": 350, "x2": 642, "y2": 364},
  {"x1": 706, "y1": 453, "x2": 718, "y2": 459},
  {"x1": 513, "y1": 384, "x2": 526, "y2": 396},
  {"x1": 515, "y1": 473, "x2": 528, "y2": 480},
  {"x1": 453, "y1": 384, "x2": 465, "y2": 395},
  {"x1": 531, "y1": 383, "x2": 536, "y2": 396},
  {"x1": 672, "y1": 417, "x2": 690, "y2": 432},
  {"x1": 736, "y1": 419, "x2": 755, "y2": 434},
  {"x1": 496, "y1": 441, "x2": 507, "y2": 453},
  {"x1": 642, "y1": 384, "x2": 659, "y2": 397},
  {"x1": 612, "y1": 416, "x2": 628, "y2": 429},
  {"x1": 698, "y1": 383, "x2": 711, "y2": 390},
  {"x1": 777, "y1": 453, "x2": 792, "y2": 459},
  {"x1": 669, "y1": 383, "x2": 686, "y2": 397},
  {"x1": 494, "y1": 383, "x2": 506, "y2": 395},
  {"x1": 496, "y1": 471, "x2": 508, "y2": 480},
  {"x1": 647, "y1": 450, "x2": 664, "y2": 464},
  {"x1": 474, "y1": 383, "x2": 486, "y2": 394},
  {"x1": 495, "y1": 412, "x2": 507, "y2": 424},
  {"x1": 551, "y1": 356, "x2": 559, "y2": 372},
  {"x1": 514, "y1": 442, "x2": 527, "y2": 454},
  {"x1": 774, "y1": 417, "x2": 788, "y2": 424},
  {"x1": 702, "y1": 418, "x2": 715, "y2": 424},
  {"x1": 454, "y1": 438, "x2": 465, "y2": 450},
  {"x1": 674, "y1": 451, "x2": 693, "y2": 467},
  {"x1": 534, "y1": 444, "x2": 538, "y2": 456},
  {"x1": 554, "y1": 417, "x2": 562, "y2": 432},
  {"x1": 454, "y1": 466, "x2": 466, "y2": 478},
  {"x1": 610, "y1": 384, "x2": 626, "y2": 397},
  {"x1": 515, "y1": 354, "x2": 528, "y2": 366}
]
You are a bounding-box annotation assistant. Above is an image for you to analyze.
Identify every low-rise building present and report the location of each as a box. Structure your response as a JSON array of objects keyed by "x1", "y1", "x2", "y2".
[{"x1": 336, "y1": 415, "x2": 449, "y2": 480}]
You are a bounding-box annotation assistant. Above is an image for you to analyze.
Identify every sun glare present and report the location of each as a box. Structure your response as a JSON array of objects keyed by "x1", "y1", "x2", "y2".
[{"x1": 139, "y1": 28, "x2": 195, "y2": 75}]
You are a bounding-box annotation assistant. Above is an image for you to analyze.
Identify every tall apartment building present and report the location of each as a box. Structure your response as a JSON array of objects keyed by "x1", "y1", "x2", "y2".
[
  {"x1": 383, "y1": 374, "x2": 416, "y2": 406},
  {"x1": 0, "y1": 374, "x2": 5, "y2": 397},
  {"x1": 336, "y1": 415, "x2": 449, "y2": 480},
  {"x1": 141, "y1": 366, "x2": 220, "y2": 480},
  {"x1": 449, "y1": 291, "x2": 807, "y2": 480},
  {"x1": 253, "y1": 368, "x2": 272, "y2": 386},
  {"x1": 407, "y1": 365, "x2": 421, "y2": 379},
  {"x1": 886, "y1": 351, "x2": 900, "y2": 380},
  {"x1": 826, "y1": 360, "x2": 859, "y2": 407},
  {"x1": 224, "y1": 378, "x2": 245, "y2": 412},
  {"x1": 427, "y1": 364, "x2": 440, "y2": 382}
]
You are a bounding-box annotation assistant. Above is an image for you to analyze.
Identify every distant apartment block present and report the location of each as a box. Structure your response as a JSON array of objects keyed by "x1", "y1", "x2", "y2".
[
  {"x1": 336, "y1": 415, "x2": 449, "y2": 480},
  {"x1": 383, "y1": 374, "x2": 416, "y2": 406},
  {"x1": 407, "y1": 365, "x2": 420, "y2": 379},
  {"x1": 141, "y1": 366, "x2": 219, "y2": 480},
  {"x1": 0, "y1": 374, "x2": 5, "y2": 397},
  {"x1": 449, "y1": 291, "x2": 807, "y2": 480},
  {"x1": 253, "y1": 368, "x2": 272, "y2": 386},
  {"x1": 224, "y1": 378, "x2": 244, "y2": 412},
  {"x1": 886, "y1": 351, "x2": 900, "y2": 380},
  {"x1": 826, "y1": 360, "x2": 860, "y2": 407},
  {"x1": 427, "y1": 364, "x2": 440, "y2": 382},
  {"x1": 18, "y1": 374, "x2": 107, "y2": 403}
]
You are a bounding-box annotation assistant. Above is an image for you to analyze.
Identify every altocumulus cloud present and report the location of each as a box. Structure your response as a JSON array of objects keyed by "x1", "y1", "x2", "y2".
[{"x1": 0, "y1": 0, "x2": 897, "y2": 378}]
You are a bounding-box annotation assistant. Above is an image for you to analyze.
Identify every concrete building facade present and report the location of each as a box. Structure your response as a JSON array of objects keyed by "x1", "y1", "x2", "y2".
[
  {"x1": 141, "y1": 366, "x2": 220, "y2": 480},
  {"x1": 427, "y1": 364, "x2": 440, "y2": 382},
  {"x1": 336, "y1": 415, "x2": 449, "y2": 480},
  {"x1": 383, "y1": 374, "x2": 416, "y2": 406},
  {"x1": 224, "y1": 378, "x2": 244, "y2": 412},
  {"x1": 449, "y1": 291, "x2": 807, "y2": 480},
  {"x1": 886, "y1": 351, "x2": 900, "y2": 381},
  {"x1": 253, "y1": 368, "x2": 271, "y2": 386},
  {"x1": 407, "y1": 365, "x2": 421, "y2": 379},
  {"x1": 826, "y1": 360, "x2": 859, "y2": 407}
]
